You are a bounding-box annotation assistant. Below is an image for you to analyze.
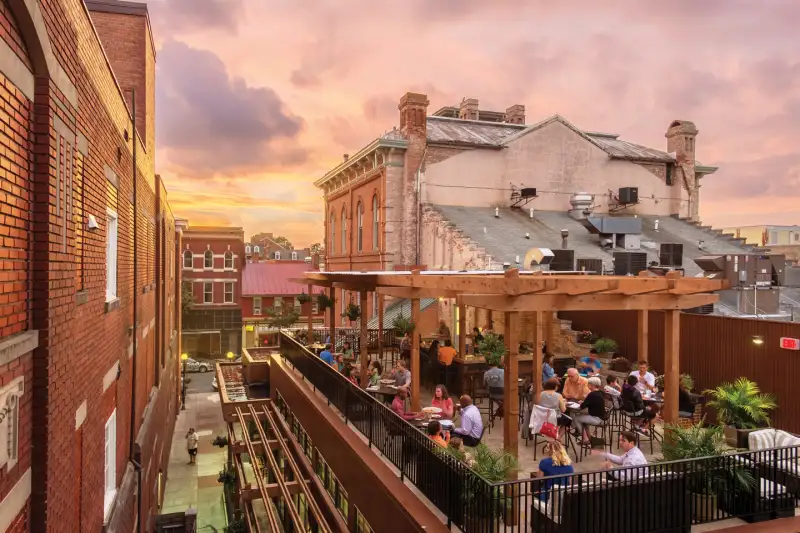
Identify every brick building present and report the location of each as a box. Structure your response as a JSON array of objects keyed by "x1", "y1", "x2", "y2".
[
  {"x1": 180, "y1": 224, "x2": 245, "y2": 358},
  {"x1": 0, "y1": 0, "x2": 181, "y2": 531},
  {"x1": 241, "y1": 261, "x2": 324, "y2": 347},
  {"x1": 245, "y1": 233, "x2": 311, "y2": 263}
]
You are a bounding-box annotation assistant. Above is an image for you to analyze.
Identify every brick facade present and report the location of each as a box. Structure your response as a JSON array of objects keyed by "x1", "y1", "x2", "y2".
[{"x1": 0, "y1": 0, "x2": 180, "y2": 532}]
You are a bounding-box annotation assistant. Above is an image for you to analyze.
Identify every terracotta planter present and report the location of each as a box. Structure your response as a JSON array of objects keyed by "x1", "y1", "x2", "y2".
[{"x1": 691, "y1": 492, "x2": 718, "y2": 521}]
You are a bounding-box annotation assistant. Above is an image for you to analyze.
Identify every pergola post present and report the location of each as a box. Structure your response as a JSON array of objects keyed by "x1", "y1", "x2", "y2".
[
  {"x1": 487, "y1": 310, "x2": 493, "y2": 329},
  {"x1": 543, "y1": 311, "x2": 552, "y2": 355},
  {"x1": 377, "y1": 293, "x2": 384, "y2": 360},
  {"x1": 663, "y1": 310, "x2": 681, "y2": 424},
  {"x1": 328, "y1": 287, "x2": 336, "y2": 350},
  {"x1": 638, "y1": 310, "x2": 649, "y2": 363},
  {"x1": 410, "y1": 295, "x2": 421, "y2": 412},
  {"x1": 360, "y1": 291, "x2": 369, "y2": 386},
  {"x1": 307, "y1": 284, "x2": 314, "y2": 342},
  {"x1": 503, "y1": 311, "x2": 520, "y2": 462},
  {"x1": 532, "y1": 311, "x2": 543, "y2": 397},
  {"x1": 458, "y1": 303, "x2": 467, "y2": 356}
]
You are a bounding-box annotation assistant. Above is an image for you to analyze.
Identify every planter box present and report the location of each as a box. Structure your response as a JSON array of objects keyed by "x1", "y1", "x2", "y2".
[
  {"x1": 724, "y1": 426, "x2": 759, "y2": 449},
  {"x1": 691, "y1": 492, "x2": 718, "y2": 522}
]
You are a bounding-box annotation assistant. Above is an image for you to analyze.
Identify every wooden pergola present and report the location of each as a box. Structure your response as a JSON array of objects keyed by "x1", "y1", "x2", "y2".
[{"x1": 298, "y1": 269, "x2": 727, "y2": 459}]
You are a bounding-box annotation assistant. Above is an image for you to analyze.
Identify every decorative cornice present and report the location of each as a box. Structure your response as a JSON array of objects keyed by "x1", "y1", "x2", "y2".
[
  {"x1": 0, "y1": 330, "x2": 37, "y2": 367},
  {"x1": 315, "y1": 137, "x2": 407, "y2": 189}
]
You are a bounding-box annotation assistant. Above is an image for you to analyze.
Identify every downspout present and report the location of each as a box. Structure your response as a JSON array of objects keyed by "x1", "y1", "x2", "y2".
[
  {"x1": 415, "y1": 146, "x2": 428, "y2": 266},
  {"x1": 127, "y1": 87, "x2": 143, "y2": 533}
]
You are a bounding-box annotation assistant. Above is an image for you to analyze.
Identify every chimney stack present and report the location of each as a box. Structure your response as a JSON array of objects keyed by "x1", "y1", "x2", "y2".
[
  {"x1": 311, "y1": 253, "x2": 320, "y2": 270},
  {"x1": 343, "y1": 154, "x2": 349, "y2": 161},
  {"x1": 505, "y1": 104, "x2": 525, "y2": 125},
  {"x1": 665, "y1": 120, "x2": 697, "y2": 165},
  {"x1": 398, "y1": 92, "x2": 430, "y2": 136},
  {"x1": 458, "y1": 98, "x2": 479, "y2": 120},
  {"x1": 561, "y1": 229, "x2": 569, "y2": 249}
]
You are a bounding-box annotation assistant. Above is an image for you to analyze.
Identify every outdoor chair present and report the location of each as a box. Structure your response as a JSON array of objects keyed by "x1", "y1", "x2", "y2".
[
  {"x1": 746, "y1": 429, "x2": 800, "y2": 496},
  {"x1": 488, "y1": 386, "x2": 504, "y2": 428}
]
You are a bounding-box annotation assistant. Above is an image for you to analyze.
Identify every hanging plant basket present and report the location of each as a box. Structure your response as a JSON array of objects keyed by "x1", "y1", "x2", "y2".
[
  {"x1": 342, "y1": 303, "x2": 361, "y2": 322},
  {"x1": 317, "y1": 293, "x2": 333, "y2": 310},
  {"x1": 297, "y1": 292, "x2": 311, "y2": 305}
]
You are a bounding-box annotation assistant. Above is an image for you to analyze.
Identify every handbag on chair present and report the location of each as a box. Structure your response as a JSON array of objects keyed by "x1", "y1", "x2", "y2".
[{"x1": 540, "y1": 421, "x2": 558, "y2": 440}]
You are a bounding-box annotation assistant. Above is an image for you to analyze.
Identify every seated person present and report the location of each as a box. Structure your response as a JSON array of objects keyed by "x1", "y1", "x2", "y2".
[
  {"x1": 334, "y1": 354, "x2": 345, "y2": 372},
  {"x1": 578, "y1": 349, "x2": 602, "y2": 375},
  {"x1": 572, "y1": 377, "x2": 606, "y2": 445},
  {"x1": 536, "y1": 441, "x2": 574, "y2": 502},
  {"x1": 391, "y1": 360, "x2": 412, "y2": 393},
  {"x1": 562, "y1": 368, "x2": 590, "y2": 400},
  {"x1": 453, "y1": 395, "x2": 484, "y2": 447},
  {"x1": 319, "y1": 344, "x2": 335, "y2": 366},
  {"x1": 629, "y1": 360, "x2": 657, "y2": 394},
  {"x1": 604, "y1": 375, "x2": 622, "y2": 409},
  {"x1": 369, "y1": 361, "x2": 383, "y2": 387},
  {"x1": 342, "y1": 364, "x2": 359, "y2": 386},
  {"x1": 537, "y1": 378, "x2": 571, "y2": 436},
  {"x1": 483, "y1": 357, "x2": 505, "y2": 416},
  {"x1": 542, "y1": 354, "x2": 556, "y2": 383},
  {"x1": 621, "y1": 375, "x2": 660, "y2": 434},
  {"x1": 431, "y1": 384, "x2": 455, "y2": 418},
  {"x1": 448, "y1": 437, "x2": 476, "y2": 467},
  {"x1": 341, "y1": 341, "x2": 354, "y2": 360},
  {"x1": 437, "y1": 339, "x2": 457, "y2": 366},
  {"x1": 679, "y1": 382, "x2": 695, "y2": 418},
  {"x1": 427, "y1": 420, "x2": 450, "y2": 448},
  {"x1": 390, "y1": 389, "x2": 418, "y2": 420},
  {"x1": 598, "y1": 431, "x2": 649, "y2": 481}
]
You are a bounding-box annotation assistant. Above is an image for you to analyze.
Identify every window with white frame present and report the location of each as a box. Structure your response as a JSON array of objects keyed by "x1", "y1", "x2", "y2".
[
  {"x1": 330, "y1": 212, "x2": 335, "y2": 254},
  {"x1": 224, "y1": 251, "x2": 233, "y2": 270},
  {"x1": 357, "y1": 201, "x2": 363, "y2": 252},
  {"x1": 106, "y1": 208, "x2": 118, "y2": 302},
  {"x1": 253, "y1": 297, "x2": 262, "y2": 315},
  {"x1": 291, "y1": 251, "x2": 297, "y2": 260},
  {"x1": 312, "y1": 300, "x2": 319, "y2": 314},
  {"x1": 246, "y1": 245, "x2": 252, "y2": 254},
  {"x1": 275, "y1": 251, "x2": 281, "y2": 260},
  {"x1": 204, "y1": 250, "x2": 213, "y2": 269},
  {"x1": 104, "y1": 410, "x2": 117, "y2": 518},
  {"x1": 224, "y1": 282, "x2": 234, "y2": 303},
  {"x1": 372, "y1": 195, "x2": 379, "y2": 250},
  {"x1": 183, "y1": 250, "x2": 192, "y2": 269},
  {"x1": 274, "y1": 297, "x2": 283, "y2": 312},
  {"x1": 204, "y1": 282, "x2": 213, "y2": 303},
  {"x1": 341, "y1": 207, "x2": 347, "y2": 253},
  {"x1": 254, "y1": 246, "x2": 260, "y2": 254},
  {"x1": 294, "y1": 297, "x2": 301, "y2": 314}
]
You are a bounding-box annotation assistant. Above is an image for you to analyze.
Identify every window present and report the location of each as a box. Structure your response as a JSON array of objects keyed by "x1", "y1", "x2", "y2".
[
  {"x1": 291, "y1": 251, "x2": 297, "y2": 260},
  {"x1": 204, "y1": 250, "x2": 213, "y2": 269},
  {"x1": 275, "y1": 251, "x2": 281, "y2": 260},
  {"x1": 274, "y1": 297, "x2": 283, "y2": 312},
  {"x1": 224, "y1": 251, "x2": 233, "y2": 270},
  {"x1": 104, "y1": 410, "x2": 117, "y2": 518},
  {"x1": 253, "y1": 297, "x2": 262, "y2": 315},
  {"x1": 204, "y1": 282, "x2": 213, "y2": 303},
  {"x1": 372, "y1": 195, "x2": 379, "y2": 250},
  {"x1": 106, "y1": 208, "x2": 118, "y2": 302},
  {"x1": 246, "y1": 245, "x2": 251, "y2": 254},
  {"x1": 183, "y1": 250, "x2": 192, "y2": 269},
  {"x1": 312, "y1": 300, "x2": 319, "y2": 314},
  {"x1": 356, "y1": 202, "x2": 363, "y2": 252},
  {"x1": 341, "y1": 290, "x2": 347, "y2": 314},
  {"x1": 770, "y1": 231, "x2": 778, "y2": 245},
  {"x1": 254, "y1": 246, "x2": 260, "y2": 254},
  {"x1": 341, "y1": 207, "x2": 347, "y2": 253},
  {"x1": 294, "y1": 297, "x2": 301, "y2": 314},
  {"x1": 224, "y1": 282, "x2": 233, "y2": 303},
  {"x1": 330, "y1": 212, "x2": 335, "y2": 254},
  {"x1": 794, "y1": 233, "x2": 799, "y2": 243}
]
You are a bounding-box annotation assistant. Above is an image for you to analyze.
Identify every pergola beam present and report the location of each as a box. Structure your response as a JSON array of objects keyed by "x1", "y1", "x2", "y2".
[
  {"x1": 375, "y1": 287, "x2": 460, "y2": 299},
  {"x1": 456, "y1": 293, "x2": 718, "y2": 312}
]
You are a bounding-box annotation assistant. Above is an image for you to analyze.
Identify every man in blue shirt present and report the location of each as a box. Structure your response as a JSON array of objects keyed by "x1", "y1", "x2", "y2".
[{"x1": 319, "y1": 344, "x2": 335, "y2": 366}]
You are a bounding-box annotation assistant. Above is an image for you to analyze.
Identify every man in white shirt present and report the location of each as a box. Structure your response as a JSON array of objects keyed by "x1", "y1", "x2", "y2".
[
  {"x1": 600, "y1": 430, "x2": 648, "y2": 480},
  {"x1": 629, "y1": 360, "x2": 656, "y2": 394}
]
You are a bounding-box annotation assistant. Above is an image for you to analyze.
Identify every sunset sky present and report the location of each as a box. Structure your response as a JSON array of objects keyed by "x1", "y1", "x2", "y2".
[{"x1": 147, "y1": 0, "x2": 800, "y2": 246}]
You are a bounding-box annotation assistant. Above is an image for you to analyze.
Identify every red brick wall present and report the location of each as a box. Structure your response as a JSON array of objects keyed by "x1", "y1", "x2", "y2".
[
  {"x1": 326, "y1": 171, "x2": 384, "y2": 272},
  {"x1": 5, "y1": 503, "x2": 28, "y2": 533},
  {"x1": 0, "y1": 0, "x2": 31, "y2": 71},
  {"x1": 241, "y1": 295, "x2": 324, "y2": 320}
]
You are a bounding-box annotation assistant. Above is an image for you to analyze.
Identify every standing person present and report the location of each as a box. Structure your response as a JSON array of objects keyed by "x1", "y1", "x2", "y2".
[
  {"x1": 453, "y1": 395, "x2": 484, "y2": 447},
  {"x1": 599, "y1": 431, "x2": 649, "y2": 480},
  {"x1": 319, "y1": 344, "x2": 335, "y2": 366},
  {"x1": 342, "y1": 341, "x2": 354, "y2": 360},
  {"x1": 438, "y1": 319, "x2": 451, "y2": 342},
  {"x1": 400, "y1": 332, "x2": 411, "y2": 360},
  {"x1": 437, "y1": 339, "x2": 457, "y2": 365},
  {"x1": 186, "y1": 428, "x2": 199, "y2": 465},
  {"x1": 629, "y1": 360, "x2": 656, "y2": 394}
]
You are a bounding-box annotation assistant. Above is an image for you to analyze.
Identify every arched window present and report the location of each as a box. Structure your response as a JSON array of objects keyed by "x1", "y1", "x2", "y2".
[
  {"x1": 275, "y1": 251, "x2": 281, "y2": 260},
  {"x1": 183, "y1": 250, "x2": 192, "y2": 269},
  {"x1": 330, "y1": 212, "x2": 335, "y2": 255},
  {"x1": 204, "y1": 250, "x2": 213, "y2": 269},
  {"x1": 254, "y1": 246, "x2": 260, "y2": 254},
  {"x1": 356, "y1": 201, "x2": 363, "y2": 252},
  {"x1": 245, "y1": 245, "x2": 251, "y2": 254},
  {"x1": 224, "y1": 251, "x2": 233, "y2": 270},
  {"x1": 341, "y1": 207, "x2": 347, "y2": 253},
  {"x1": 291, "y1": 251, "x2": 297, "y2": 260},
  {"x1": 372, "y1": 195, "x2": 379, "y2": 250}
]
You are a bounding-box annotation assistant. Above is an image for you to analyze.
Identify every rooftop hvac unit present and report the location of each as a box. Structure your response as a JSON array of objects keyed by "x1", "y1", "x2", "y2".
[
  {"x1": 619, "y1": 187, "x2": 639, "y2": 204},
  {"x1": 576, "y1": 258, "x2": 603, "y2": 274},
  {"x1": 520, "y1": 187, "x2": 537, "y2": 198},
  {"x1": 685, "y1": 303, "x2": 714, "y2": 315},
  {"x1": 694, "y1": 255, "x2": 726, "y2": 272},
  {"x1": 613, "y1": 252, "x2": 648, "y2": 276},
  {"x1": 523, "y1": 247, "x2": 554, "y2": 268},
  {"x1": 659, "y1": 243, "x2": 684, "y2": 267},
  {"x1": 550, "y1": 250, "x2": 575, "y2": 272}
]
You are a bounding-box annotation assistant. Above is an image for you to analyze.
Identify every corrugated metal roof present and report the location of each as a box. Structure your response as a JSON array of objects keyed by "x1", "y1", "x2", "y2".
[
  {"x1": 586, "y1": 134, "x2": 675, "y2": 163},
  {"x1": 426, "y1": 116, "x2": 524, "y2": 146},
  {"x1": 366, "y1": 298, "x2": 437, "y2": 329},
  {"x1": 241, "y1": 262, "x2": 324, "y2": 296}
]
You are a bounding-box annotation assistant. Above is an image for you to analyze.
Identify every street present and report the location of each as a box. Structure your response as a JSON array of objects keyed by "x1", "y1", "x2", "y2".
[{"x1": 186, "y1": 370, "x2": 215, "y2": 394}]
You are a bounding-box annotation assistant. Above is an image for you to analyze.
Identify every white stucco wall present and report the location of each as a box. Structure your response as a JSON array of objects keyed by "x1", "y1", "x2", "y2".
[{"x1": 422, "y1": 120, "x2": 687, "y2": 217}]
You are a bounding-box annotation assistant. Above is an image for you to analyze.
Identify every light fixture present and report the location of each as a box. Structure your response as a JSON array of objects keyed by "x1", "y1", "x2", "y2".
[
  {"x1": 752, "y1": 335, "x2": 764, "y2": 346},
  {"x1": 181, "y1": 353, "x2": 189, "y2": 361},
  {"x1": 226, "y1": 351, "x2": 235, "y2": 360}
]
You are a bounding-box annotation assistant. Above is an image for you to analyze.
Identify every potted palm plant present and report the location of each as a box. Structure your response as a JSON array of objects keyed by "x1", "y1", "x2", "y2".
[
  {"x1": 704, "y1": 378, "x2": 776, "y2": 448},
  {"x1": 660, "y1": 423, "x2": 755, "y2": 521},
  {"x1": 477, "y1": 333, "x2": 506, "y2": 367}
]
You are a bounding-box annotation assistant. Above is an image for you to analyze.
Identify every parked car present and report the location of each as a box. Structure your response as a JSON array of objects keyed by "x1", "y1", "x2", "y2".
[{"x1": 184, "y1": 357, "x2": 211, "y2": 373}]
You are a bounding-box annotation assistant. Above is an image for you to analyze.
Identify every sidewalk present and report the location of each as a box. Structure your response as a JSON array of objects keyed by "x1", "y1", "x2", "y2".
[{"x1": 161, "y1": 386, "x2": 229, "y2": 531}]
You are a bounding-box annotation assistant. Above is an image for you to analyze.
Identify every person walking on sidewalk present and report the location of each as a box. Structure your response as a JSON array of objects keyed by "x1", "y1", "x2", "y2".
[{"x1": 186, "y1": 428, "x2": 199, "y2": 465}]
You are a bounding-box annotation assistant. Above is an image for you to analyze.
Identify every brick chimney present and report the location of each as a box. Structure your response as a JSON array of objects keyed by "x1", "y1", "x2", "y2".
[
  {"x1": 665, "y1": 120, "x2": 700, "y2": 222},
  {"x1": 665, "y1": 120, "x2": 698, "y2": 164},
  {"x1": 398, "y1": 92, "x2": 430, "y2": 136},
  {"x1": 459, "y1": 98, "x2": 479, "y2": 120},
  {"x1": 505, "y1": 104, "x2": 525, "y2": 125}
]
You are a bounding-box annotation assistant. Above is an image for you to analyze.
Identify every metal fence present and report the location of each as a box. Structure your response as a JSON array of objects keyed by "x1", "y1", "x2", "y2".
[{"x1": 279, "y1": 331, "x2": 800, "y2": 533}]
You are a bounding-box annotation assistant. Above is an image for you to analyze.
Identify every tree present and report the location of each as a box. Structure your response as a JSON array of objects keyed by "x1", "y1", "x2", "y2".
[
  {"x1": 249, "y1": 233, "x2": 293, "y2": 250},
  {"x1": 309, "y1": 243, "x2": 324, "y2": 255},
  {"x1": 266, "y1": 307, "x2": 300, "y2": 328},
  {"x1": 273, "y1": 236, "x2": 293, "y2": 250},
  {"x1": 181, "y1": 281, "x2": 194, "y2": 317}
]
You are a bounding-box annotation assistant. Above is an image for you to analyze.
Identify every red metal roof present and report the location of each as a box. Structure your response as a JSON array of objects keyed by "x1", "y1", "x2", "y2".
[{"x1": 241, "y1": 261, "x2": 323, "y2": 296}]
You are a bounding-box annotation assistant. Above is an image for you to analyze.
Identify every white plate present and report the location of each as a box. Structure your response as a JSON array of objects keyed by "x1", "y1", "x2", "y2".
[
  {"x1": 422, "y1": 406, "x2": 442, "y2": 414},
  {"x1": 439, "y1": 420, "x2": 454, "y2": 427}
]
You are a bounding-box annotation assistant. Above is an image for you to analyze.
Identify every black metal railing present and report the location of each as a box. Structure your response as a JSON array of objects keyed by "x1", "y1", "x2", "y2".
[
  {"x1": 279, "y1": 331, "x2": 800, "y2": 532},
  {"x1": 284, "y1": 327, "x2": 399, "y2": 353}
]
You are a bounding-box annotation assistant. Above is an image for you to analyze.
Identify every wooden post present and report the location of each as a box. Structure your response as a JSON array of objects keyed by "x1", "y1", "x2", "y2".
[
  {"x1": 377, "y1": 293, "x2": 384, "y2": 361},
  {"x1": 638, "y1": 310, "x2": 649, "y2": 363},
  {"x1": 458, "y1": 303, "x2": 467, "y2": 356},
  {"x1": 503, "y1": 311, "x2": 520, "y2": 462},
  {"x1": 543, "y1": 311, "x2": 553, "y2": 356},
  {"x1": 360, "y1": 291, "x2": 369, "y2": 386},
  {"x1": 487, "y1": 310, "x2": 493, "y2": 330},
  {"x1": 328, "y1": 287, "x2": 336, "y2": 350},
  {"x1": 663, "y1": 310, "x2": 680, "y2": 424},
  {"x1": 410, "y1": 295, "x2": 421, "y2": 412},
  {"x1": 532, "y1": 311, "x2": 543, "y2": 398},
  {"x1": 307, "y1": 284, "x2": 314, "y2": 342}
]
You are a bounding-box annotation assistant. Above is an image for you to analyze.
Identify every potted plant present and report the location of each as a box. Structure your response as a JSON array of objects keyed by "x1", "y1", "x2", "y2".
[
  {"x1": 218, "y1": 465, "x2": 237, "y2": 485},
  {"x1": 393, "y1": 315, "x2": 415, "y2": 335},
  {"x1": 660, "y1": 423, "x2": 755, "y2": 521},
  {"x1": 594, "y1": 337, "x2": 617, "y2": 356},
  {"x1": 297, "y1": 292, "x2": 312, "y2": 305},
  {"x1": 704, "y1": 378, "x2": 776, "y2": 448},
  {"x1": 577, "y1": 330, "x2": 597, "y2": 344},
  {"x1": 477, "y1": 333, "x2": 506, "y2": 367},
  {"x1": 225, "y1": 514, "x2": 247, "y2": 533},
  {"x1": 316, "y1": 293, "x2": 333, "y2": 311},
  {"x1": 342, "y1": 303, "x2": 361, "y2": 323}
]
